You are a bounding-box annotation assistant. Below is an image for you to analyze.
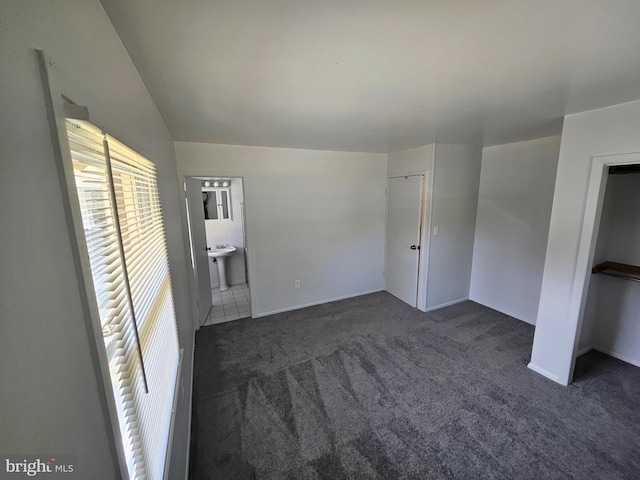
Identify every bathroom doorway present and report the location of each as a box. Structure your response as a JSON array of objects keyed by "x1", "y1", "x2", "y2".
[{"x1": 184, "y1": 176, "x2": 251, "y2": 326}]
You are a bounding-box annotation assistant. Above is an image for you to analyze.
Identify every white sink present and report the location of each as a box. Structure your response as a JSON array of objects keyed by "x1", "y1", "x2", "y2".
[
  {"x1": 207, "y1": 246, "x2": 237, "y2": 259},
  {"x1": 207, "y1": 246, "x2": 237, "y2": 291}
]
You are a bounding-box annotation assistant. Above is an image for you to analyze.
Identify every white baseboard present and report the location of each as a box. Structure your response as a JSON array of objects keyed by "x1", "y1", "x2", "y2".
[
  {"x1": 576, "y1": 345, "x2": 593, "y2": 357},
  {"x1": 253, "y1": 289, "x2": 383, "y2": 319},
  {"x1": 527, "y1": 362, "x2": 562, "y2": 384},
  {"x1": 424, "y1": 297, "x2": 468, "y2": 312},
  {"x1": 467, "y1": 296, "x2": 536, "y2": 325},
  {"x1": 592, "y1": 346, "x2": 640, "y2": 368}
]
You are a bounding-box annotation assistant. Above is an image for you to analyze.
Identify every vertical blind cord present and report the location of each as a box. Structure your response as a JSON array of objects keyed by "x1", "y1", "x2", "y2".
[{"x1": 103, "y1": 135, "x2": 149, "y2": 394}]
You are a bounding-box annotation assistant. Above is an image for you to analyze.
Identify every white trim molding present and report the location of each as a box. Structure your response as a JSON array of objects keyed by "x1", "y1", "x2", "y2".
[
  {"x1": 424, "y1": 297, "x2": 469, "y2": 312},
  {"x1": 527, "y1": 362, "x2": 560, "y2": 383},
  {"x1": 253, "y1": 289, "x2": 384, "y2": 319},
  {"x1": 556, "y1": 151, "x2": 640, "y2": 385}
]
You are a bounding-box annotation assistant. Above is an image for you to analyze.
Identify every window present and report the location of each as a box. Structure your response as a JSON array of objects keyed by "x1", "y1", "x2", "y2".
[{"x1": 66, "y1": 119, "x2": 179, "y2": 480}]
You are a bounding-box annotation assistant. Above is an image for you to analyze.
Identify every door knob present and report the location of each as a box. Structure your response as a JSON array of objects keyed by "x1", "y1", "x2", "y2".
[{"x1": 410, "y1": 245, "x2": 420, "y2": 250}]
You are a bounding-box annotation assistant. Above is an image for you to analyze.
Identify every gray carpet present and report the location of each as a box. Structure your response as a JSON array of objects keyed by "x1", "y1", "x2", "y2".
[{"x1": 190, "y1": 292, "x2": 640, "y2": 479}]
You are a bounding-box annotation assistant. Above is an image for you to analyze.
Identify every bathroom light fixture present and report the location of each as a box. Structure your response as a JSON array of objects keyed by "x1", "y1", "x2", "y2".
[
  {"x1": 204, "y1": 181, "x2": 211, "y2": 187},
  {"x1": 213, "y1": 181, "x2": 220, "y2": 187},
  {"x1": 222, "y1": 181, "x2": 230, "y2": 187}
]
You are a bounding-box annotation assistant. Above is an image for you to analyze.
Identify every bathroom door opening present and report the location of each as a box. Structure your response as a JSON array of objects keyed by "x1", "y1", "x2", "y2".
[{"x1": 184, "y1": 176, "x2": 252, "y2": 327}]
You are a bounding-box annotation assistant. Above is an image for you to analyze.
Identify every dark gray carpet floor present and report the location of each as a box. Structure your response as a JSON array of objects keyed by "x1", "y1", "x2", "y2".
[{"x1": 189, "y1": 292, "x2": 640, "y2": 480}]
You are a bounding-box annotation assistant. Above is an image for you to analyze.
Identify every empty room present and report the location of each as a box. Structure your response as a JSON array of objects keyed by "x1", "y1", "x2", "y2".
[{"x1": 2, "y1": 1, "x2": 640, "y2": 479}]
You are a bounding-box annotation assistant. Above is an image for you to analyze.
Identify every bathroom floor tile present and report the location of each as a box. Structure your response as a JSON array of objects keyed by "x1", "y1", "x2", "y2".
[{"x1": 208, "y1": 284, "x2": 251, "y2": 324}]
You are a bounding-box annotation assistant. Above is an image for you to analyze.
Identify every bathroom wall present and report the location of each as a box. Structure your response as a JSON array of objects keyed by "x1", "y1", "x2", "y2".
[
  {"x1": 204, "y1": 178, "x2": 247, "y2": 287},
  {"x1": 0, "y1": 1, "x2": 194, "y2": 478}
]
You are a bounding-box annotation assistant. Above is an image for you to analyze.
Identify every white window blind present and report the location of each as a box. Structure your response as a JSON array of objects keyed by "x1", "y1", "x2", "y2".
[{"x1": 66, "y1": 119, "x2": 179, "y2": 480}]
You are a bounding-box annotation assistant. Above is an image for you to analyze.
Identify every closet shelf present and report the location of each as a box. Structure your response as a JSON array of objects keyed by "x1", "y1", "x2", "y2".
[{"x1": 592, "y1": 261, "x2": 640, "y2": 283}]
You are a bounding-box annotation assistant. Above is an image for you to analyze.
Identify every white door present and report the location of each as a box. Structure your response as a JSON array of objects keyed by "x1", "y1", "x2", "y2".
[
  {"x1": 185, "y1": 177, "x2": 212, "y2": 327},
  {"x1": 385, "y1": 175, "x2": 423, "y2": 307}
]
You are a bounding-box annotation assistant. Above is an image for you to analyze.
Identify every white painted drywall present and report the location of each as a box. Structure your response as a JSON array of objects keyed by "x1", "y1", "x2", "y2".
[
  {"x1": 0, "y1": 2, "x2": 194, "y2": 478},
  {"x1": 176, "y1": 142, "x2": 387, "y2": 317},
  {"x1": 470, "y1": 136, "x2": 560, "y2": 324},
  {"x1": 204, "y1": 178, "x2": 247, "y2": 287},
  {"x1": 580, "y1": 173, "x2": 640, "y2": 366},
  {"x1": 427, "y1": 144, "x2": 482, "y2": 309},
  {"x1": 387, "y1": 145, "x2": 434, "y2": 176},
  {"x1": 531, "y1": 98, "x2": 640, "y2": 385}
]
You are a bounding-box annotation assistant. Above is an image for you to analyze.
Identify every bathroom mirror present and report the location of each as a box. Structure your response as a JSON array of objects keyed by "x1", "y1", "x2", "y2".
[{"x1": 203, "y1": 187, "x2": 231, "y2": 220}]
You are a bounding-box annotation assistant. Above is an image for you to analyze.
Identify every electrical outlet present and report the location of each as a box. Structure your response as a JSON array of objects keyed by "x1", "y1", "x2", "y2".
[{"x1": 294, "y1": 280, "x2": 301, "y2": 288}]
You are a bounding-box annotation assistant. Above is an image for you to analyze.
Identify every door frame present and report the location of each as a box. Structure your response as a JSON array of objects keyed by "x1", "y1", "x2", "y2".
[
  {"x1": 182, "y1": 177, "x2": 211, "y2": 330},
  {"x1": 566, "y1": 152, "x2": 640, "y2": 382},
  {"x1": 179, "y1": 171, "x2": 255, "y2": 323},
  {"x1": 384, "y1": 170, "x2": 433, "y2": 312}
]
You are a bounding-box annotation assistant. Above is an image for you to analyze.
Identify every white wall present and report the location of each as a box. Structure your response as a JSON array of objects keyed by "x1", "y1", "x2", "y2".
[
  {"x1": 470, "y1": 136, "x2": 560, "y2": 324},
  {"x1": 427, "y1": 145, "x2": 482, "y2": 310},
  {"x1": 531, "y1": 98, "x2": 640, "y2": 385},
  {"x1": 387, "y1": 145, "x2": 434, "y2": 176},
  {"x1": 580, "y1": 173, "x2": 640, "y2": 366},
  {"x1": 176, "y1": 142, "x2": 387, "y2": 317},
  {"x1": 204, "y1": 178, "x2": 247, "y2": 287},
  {"x1": 0, "y1": 2, "x2": 194, "y2": 478}
]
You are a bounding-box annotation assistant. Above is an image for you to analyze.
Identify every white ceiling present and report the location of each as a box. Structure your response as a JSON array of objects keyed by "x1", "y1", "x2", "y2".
[{"x1": 100, "y1": 0, "x2": 640, "y2": 153}]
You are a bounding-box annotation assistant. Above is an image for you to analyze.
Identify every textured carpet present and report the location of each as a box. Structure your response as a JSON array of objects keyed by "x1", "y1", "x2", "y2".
[{"x1": 190, "y1": 292, "x2": 640, "y2": 479}]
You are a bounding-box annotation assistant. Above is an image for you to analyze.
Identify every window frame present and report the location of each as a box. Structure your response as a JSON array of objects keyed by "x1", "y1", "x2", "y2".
[{"x1": 38, "y1": 50, "x2": 182, "y2": 480}]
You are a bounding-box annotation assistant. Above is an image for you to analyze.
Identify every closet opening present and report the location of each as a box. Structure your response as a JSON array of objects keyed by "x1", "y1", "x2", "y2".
[{"x1": 574, "y1": 159, "x2": 640, "y2": 380}]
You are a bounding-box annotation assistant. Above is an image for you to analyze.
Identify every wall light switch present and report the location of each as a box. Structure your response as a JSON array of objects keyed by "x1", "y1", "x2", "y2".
[
  {"x1": 295, "y1": 280, "x2": 301, "y2": 288},
  {"x1": 433, "y1": 226, "x2": 440, "y2": 236}
]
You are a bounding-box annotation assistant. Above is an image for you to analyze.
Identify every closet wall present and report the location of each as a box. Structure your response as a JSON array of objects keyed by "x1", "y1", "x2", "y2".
[{"x1": 580, "y1": 171, "x2": 640, "y2": 367}]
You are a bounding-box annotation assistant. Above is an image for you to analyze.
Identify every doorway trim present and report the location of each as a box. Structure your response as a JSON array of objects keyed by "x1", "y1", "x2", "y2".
[
  {"x1": 384, "y1": 170, "x2": 433, "y2": 312},
  {"x1": 179, "y1": 170, "x2": 256, "y2": 323},
  {"x1": 566, "y1": 151, "x2": 640, "y2": 382}
]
